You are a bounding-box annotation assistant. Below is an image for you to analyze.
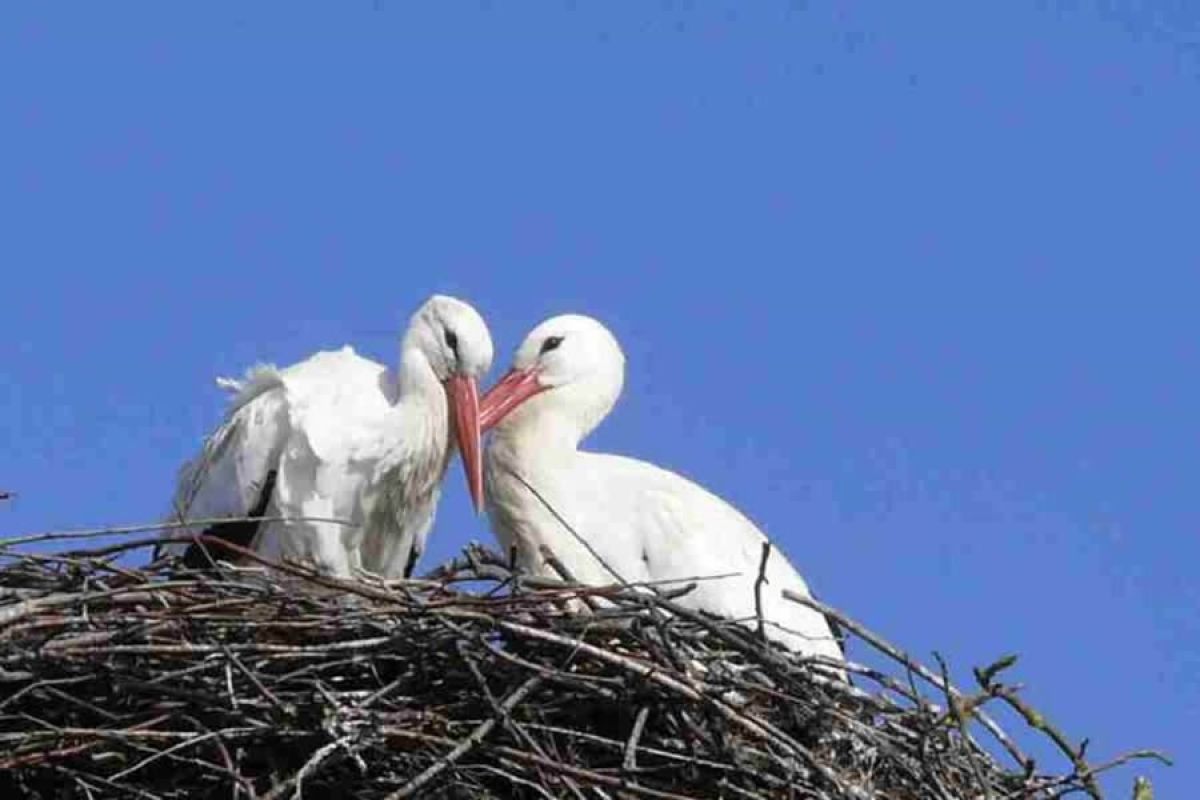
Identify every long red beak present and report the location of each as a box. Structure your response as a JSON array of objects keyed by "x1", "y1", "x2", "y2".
[
  {"x1": 447, "y1": 374, "x2": 484, "y2": 513},
  {"x1": 478, "y1": 368, "x2": 546, "y2": 432}
]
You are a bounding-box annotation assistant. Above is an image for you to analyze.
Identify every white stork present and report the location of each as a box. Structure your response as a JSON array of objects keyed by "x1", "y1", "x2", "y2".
[
  {"x1": 478, "y1": 314, "x2": 845, "y2": 668},
  {"x1": 160, "y1": 294, "x2": 493, "y2": 580}
]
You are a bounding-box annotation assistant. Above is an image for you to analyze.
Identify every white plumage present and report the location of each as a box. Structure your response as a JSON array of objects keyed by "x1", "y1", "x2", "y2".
[
  {"x1": 479, "y1": 315, "x2": 845, "y2": 669},
  {"x1": 160, "y1": 295, "x2": 493, "y2": 580}
]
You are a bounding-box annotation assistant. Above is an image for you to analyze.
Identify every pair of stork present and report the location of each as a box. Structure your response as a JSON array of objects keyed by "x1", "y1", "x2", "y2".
[{"x1": 162, "y1": 295, "x2": 845, "y2": 668}]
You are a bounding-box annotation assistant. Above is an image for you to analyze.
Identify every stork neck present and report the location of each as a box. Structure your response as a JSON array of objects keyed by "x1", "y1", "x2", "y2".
[
  {"x1": 370, "y1": 346, "x2": 450, "y2": 479},
  {"x1": 491, "y1": 411, "x2": 582, "y2": 465},
  {"x1": 395, "y1": 347, "x2": 448, "y2": 414}
]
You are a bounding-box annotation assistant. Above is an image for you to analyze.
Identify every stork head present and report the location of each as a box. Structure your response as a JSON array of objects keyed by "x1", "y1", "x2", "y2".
[
  {"x1": 405, "y1": 295, "x2": 494, "y2": 512},
  {"x1": 478, "y1": 314, "x2": 625, "y2": 443}
]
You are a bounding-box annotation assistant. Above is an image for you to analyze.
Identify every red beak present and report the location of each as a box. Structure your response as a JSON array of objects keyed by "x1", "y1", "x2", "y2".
[
  {"x1": 478, "y1": 368, "x2": 546, "y2": 432},
  {"x1": 447, "y1": 374, "x2": 484, "y2": 513}
]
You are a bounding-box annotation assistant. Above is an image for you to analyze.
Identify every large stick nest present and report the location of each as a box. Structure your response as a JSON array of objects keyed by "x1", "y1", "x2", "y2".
[{"x1": 0, "y1": 530, "x2": 1163, "y2": 799}]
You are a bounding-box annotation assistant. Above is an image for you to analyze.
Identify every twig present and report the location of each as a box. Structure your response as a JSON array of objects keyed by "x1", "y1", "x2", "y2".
[
  {"x1": 291, "y1": 734, "x2": 354, "y2": 800},
  {"x1": 387, "y1": 675, "x2": 543, "y2": 798},
  {"x1": 624, "y1": 706, "x2": 651, "y2": 772},
  {"x1": 501, "y1": 465, "x2": 633, "y2": 587},
  {"x1": 0, "y1": 514, "x2": 356, "y2": 549},
  {"x1": 754, "y1": 542, "x2": 770, "y2": 643},
  {"x1": 934, "y1": 651, "x2": 994, "y2": 800}
]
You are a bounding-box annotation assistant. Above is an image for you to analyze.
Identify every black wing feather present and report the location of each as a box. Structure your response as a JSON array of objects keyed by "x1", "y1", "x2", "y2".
[{"x1": 180, "y1": 470, "x2": 278, "y2": 568}]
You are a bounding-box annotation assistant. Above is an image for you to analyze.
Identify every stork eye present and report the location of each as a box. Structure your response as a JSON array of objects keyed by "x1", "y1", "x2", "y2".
[
  {"x1": 539, "y1": 336, "x2": 564, "y2": 355},
  {"x1": 444, "y1": 329, "x2": 459, "y2": 353}
]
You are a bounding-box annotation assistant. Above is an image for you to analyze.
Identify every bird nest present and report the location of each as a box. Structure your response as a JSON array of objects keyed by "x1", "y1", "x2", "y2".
[{"x1": 0, "y1": 528, "x2": 1164, "y2": 799}]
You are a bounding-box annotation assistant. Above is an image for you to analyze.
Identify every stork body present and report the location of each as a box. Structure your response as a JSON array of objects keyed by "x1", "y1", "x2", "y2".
[
  {"x1": 161, "y1": 295, "x2": 493, "y2": 579},
  {"x1": 479, "y1": 315, "x2": 844, "y2": 667}
]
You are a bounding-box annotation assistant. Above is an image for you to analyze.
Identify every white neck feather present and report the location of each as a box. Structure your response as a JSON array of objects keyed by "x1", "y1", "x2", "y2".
[
  {"x1": 489, "y1": 377, "x2": 619, "y2": 467},
  {"x1": 380, "y1": 346, "x2": 450, "y2": 465}
]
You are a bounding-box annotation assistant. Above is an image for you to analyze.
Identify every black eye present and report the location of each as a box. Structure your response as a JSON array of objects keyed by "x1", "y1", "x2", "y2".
[
  {"x1": 539, "y1": 335, "x2": 564, "y2": 355},
  {"x1": 444, "y1": 329, "x2": 459, "y2": 353}
]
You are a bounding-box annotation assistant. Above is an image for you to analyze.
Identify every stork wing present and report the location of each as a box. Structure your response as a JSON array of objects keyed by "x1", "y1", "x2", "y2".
[{"x1": 158, "y1": 365, "x2": 289, "y2": 563}]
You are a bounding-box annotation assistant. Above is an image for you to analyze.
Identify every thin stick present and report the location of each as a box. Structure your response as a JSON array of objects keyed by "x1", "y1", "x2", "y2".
[
  {"x1": 387, "y1": 675, "x2": 543, "y2": 799},
  {"x1": 935, "y1": 652, "x2": 994, "y2": 800},
  {"x1": 0, "y1": 515, "x2": 356, "y2": 549},
  {"x1": 754, "y1": 542, "x2": 770, "y2": 643},
  {"x1": 624, "y1": 706, "x2": 651, "y2": 772},
  {"x1": 502, "y1": 465, "x2": 633, "y2": 588}
]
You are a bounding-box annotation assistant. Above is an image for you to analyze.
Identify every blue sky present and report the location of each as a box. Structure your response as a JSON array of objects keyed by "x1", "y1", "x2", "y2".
[{"x1": 1, "y1": 3, "x2": 1195, "y2": 793}]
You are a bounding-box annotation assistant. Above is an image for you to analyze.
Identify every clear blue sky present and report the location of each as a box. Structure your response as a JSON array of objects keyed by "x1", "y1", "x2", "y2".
[{"x1": 1, "y1": 3, "x2": 1194, "y2": 793}]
